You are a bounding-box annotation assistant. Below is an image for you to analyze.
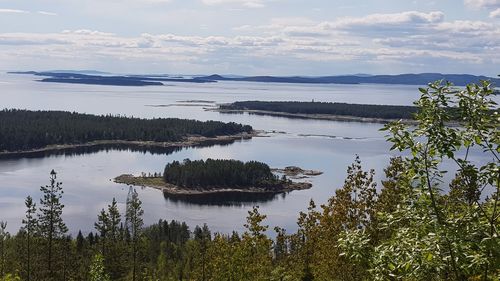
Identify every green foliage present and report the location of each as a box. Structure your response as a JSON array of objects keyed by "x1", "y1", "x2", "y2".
[
  {"x1": 89, "y1": 253, "x2": 110, "y2": 281},
  {"x1": 221, "y1": 100, "x2": 420, "y2": 119},
  {"x1": 0, "y1": 109, "x2": 252, "y2": 152},
  {"x1": 0, "y1": 79, "x2": 497, "y2": 281},
  {"x1": 339, "y1": 80, "x2": 499, "y2": 280},
  {"x1": 163, "y1": 158, "x2": 283, "y2": 188},
  {"x1": 37, "y1": 170, "x2": 68, "y2": 280}
]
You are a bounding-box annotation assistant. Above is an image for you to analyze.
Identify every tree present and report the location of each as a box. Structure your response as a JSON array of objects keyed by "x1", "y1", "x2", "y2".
[
  {"x1": 95, "y1": 208, "x2": 109, "y2": 255},
  {"x1": 339, "y1": 80, "x2": 500, "y2": 280},
  {"x1": 126, "y1": 188, "x2": 144, "y2": 281},
  {"x1": 21, "y1": 196, "x2": 37, "y2": 281},
  {"x1": 37, "y1": 170, "x2": 68, "y2": 279},
  {"x1": 0, "y1": 221, "x2": 7, "y2": 278},
  {"x1": 89, "y1": 253, "x2": 110, "y2": 281}
]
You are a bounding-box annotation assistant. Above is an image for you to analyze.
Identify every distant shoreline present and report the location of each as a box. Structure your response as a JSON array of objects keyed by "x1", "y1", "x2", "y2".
[
  {"x1": 114, "y1": 174, "x2": 313, "y2": 195},
  {"x1": 211, "y1": 108, "x2": 418, "y2": 124},
  {"x1": 0, "y1": 131, "x2": 259, "y2": 157}
]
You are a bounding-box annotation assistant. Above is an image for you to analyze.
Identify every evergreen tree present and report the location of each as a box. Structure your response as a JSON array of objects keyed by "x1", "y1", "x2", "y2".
[
  {"x1": 95, "y1": 209, "x2": 109, "y2": 255},
  {"x1": 21, "y1": 196, "x2": 37, "y2": 281},
  {"x1": 37, "y1": 170, "x2": 68, "y2": 279},
  {"x1": 0, "y1": 221, "x2": 7, "y2": 278},
  {"x1": 126, "y1": 189, "x2": 144, "y2": 281}
]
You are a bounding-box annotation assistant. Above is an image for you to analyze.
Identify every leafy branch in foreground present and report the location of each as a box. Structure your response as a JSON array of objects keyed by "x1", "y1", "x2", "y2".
[{"x1": 338, "y1": 80, "x2": 499, "y2": 280}]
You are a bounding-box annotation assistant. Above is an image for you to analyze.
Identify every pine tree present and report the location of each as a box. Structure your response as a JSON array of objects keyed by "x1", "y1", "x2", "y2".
[
  {"x1": 0, "y1": 221, "x2": 8, "y2": 278},
  {"x1": 106, "y1": 198, "x2": 121, "y2": 241},
  {"x1": 37, "y1": 170, "x2": 68, "y2": 279},
  {"x1": 95, "y1": 209, "x2": 109, "y2": 255},
  {"x1": 21, "y1": 196, "x2": 37, "y2": 281},
  {"x1": 125, "y1": 189, "x2": 144, "y2": 281}
]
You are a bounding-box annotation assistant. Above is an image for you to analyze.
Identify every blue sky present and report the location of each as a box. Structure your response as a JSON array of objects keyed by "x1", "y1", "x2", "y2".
[{"x1": 0, "y1": 0, "x2": 499, "y2": 75}]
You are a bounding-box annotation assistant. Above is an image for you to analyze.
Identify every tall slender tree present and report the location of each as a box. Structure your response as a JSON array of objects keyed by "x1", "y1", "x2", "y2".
[
  {"x1": 95, "y1": 209, "x2": 109, "y2": 255},
  {"x1": 21, "y1": 196, "x2": 37, "y2": 281},
  {"x1": 125, "y1": 189, "x2": 144, "y2": 281},
  {"x1": 106, "y1": 198, "x2": 121, "y2": 242},
  {"x1": 37, "y1": 170, "x2": 68, "y2": 279},
  {"x1": 0, "y1": 221, "x2": 8, "y2": 278}
]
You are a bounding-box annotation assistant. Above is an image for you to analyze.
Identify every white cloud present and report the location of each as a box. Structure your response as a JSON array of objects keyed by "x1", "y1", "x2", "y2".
[
  {"x1": 0, "y1": 9, "x2": 57, "y2": 16},
  {"x1": 37, "y1": 11, "x2": 57, "y2": 16},
  {"x1": 202, "y1": 0, "x2": 268, "y2": 8},
  {"x1": 0, "y1": 8, "x2": 29, "y2": 14},
  {"x1": 0, "y1": 10, "x2": 498, "y2": 75},
  {"x1": 464, "y1": 0, "x2": 500, "y2": 8},
  {"x1": 490, "y1": 8, "x2": 500, "y2": 17}
]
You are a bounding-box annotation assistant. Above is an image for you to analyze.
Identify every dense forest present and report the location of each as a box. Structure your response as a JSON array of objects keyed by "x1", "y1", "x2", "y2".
[
  {"x1": 163, "y1": 159, "x2": 285, "y2": 188},
  {"x1": 0, "y1": 81, "x2": 498, "y2": 281},
  {"x1": 220, "y1": 101, "x2": 420, "y2": 119},
  {"x1": 0, "y1": 110, "x2": 252, "y2": 152}
]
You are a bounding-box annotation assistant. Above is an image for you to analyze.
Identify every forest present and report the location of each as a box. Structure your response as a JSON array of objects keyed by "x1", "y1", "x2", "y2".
[
  {"x1": 0, "y1": 81, "x2": 498, "y2": 281},
  {"x1": 220, "y1": 100, "x2": 420, "y2": 119},
  {"x1": 0, "y1": 110, "x2": 252, "y2": 152},
  {"x1": 163, "y1": 159, "x2": 285, "y2": 189}
]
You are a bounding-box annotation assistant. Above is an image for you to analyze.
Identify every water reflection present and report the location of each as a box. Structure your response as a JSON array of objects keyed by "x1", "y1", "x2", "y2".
[
  {"x1": 162, "y1": 190, "x2": 287, "y2": 206},
  {"x1": 0, "y1": 139, "x2": 242, "y2": 160}
]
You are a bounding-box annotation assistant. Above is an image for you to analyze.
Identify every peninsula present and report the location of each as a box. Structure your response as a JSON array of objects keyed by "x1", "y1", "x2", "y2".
[{"x1": 0, "y1": 109, "x2": 254, "y2": 156}]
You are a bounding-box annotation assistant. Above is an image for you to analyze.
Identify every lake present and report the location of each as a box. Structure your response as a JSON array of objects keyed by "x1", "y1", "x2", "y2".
[{"x1": 0, "y1": 73, "x2": 494, "y2": 235}]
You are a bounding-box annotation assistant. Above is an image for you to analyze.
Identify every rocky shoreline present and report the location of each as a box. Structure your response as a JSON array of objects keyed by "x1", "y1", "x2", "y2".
[
  {"x1": 210, "y1": 108, "x2": 418, "y2": 124},
  {"x1": 114, "y1": 174, "x2": 313, "y2": 195},
  {"x1": 0, "y1": 131, "x2": 259, "y2": 157}
]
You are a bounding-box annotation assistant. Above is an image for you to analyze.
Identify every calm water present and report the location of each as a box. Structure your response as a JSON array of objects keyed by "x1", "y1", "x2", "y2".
[{"x1": 0, "y1": 73, "x2": 494, "y2": 234}]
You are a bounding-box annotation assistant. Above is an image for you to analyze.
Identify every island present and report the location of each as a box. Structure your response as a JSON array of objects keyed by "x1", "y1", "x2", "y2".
[
  {"x1": 10, "y1": 71, "x2": 500, "y2": 87},
  {"x1": 9, "y1": 71, "x2": 216, "y2": 86},
  {"x1": 114, "y1": 159, "x2": 317, "y2": 195},
  {"x1": 215, "y1": 101, "x2": 420, "y2": 123},
  {"x1": 0, "y1": 109, "x2": 254, "y2": 156}
]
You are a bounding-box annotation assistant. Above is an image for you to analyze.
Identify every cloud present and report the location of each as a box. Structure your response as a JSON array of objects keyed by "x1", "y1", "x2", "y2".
[
  {"x1": 464, "y1": 0, "x2": 500, "y2": 9},
  {"x1": 0, "y1": 8, "x2": 57, "y2": 16},
  {"x1": 37, "y1": 11, "x2": 57, "y2": 16},
  {"x1": 0, "y1": 8, "x2": 29, "y2": 14},
  {"x1": 0, "y1": 10, "x2": 498, "y2": 75},
  {"x1": 202, "y1": 0, "x2": 268, "y2": 8},
  {"x1": 490, "y1": 8, "x2": 500, "y2": 17}
]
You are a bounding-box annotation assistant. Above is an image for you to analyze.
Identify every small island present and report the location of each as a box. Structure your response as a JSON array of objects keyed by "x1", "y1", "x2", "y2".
[{"x1": 114, "y1": 159, "x2": 317, "y2": 195}]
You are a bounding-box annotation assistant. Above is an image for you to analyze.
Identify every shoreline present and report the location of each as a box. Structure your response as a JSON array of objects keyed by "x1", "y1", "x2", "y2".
[
  {"x1": 0, "y1": 131, "x2": 259, "y2": 157},
  {"x1": 114, "y1": 174, "x2": 312, "y2": 195},
  {"x1": 210, "y1": 108, "x2": 419, "y2": 124}
]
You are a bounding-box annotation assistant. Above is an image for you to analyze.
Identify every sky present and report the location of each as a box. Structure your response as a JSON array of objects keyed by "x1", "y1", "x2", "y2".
[{"x1": 0, "y1": 0, "x2": 499, "y2": 76}]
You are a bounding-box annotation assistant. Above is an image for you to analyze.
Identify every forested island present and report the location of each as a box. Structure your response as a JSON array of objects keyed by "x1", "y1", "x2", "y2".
[
  {"x1": 0, "y1": 81, "x2": 498, "y2": 280},
  {"x1": 218, "y1": 100, "x2": 421, "y2": 122},
  {"x1": 115, "y1": 159, "x2": 313, "y2": 194},
  {"x1": 10, "y1": 71, "x2": 500, "y2": 87},
  {"x1": 0, "y1": 109, "x2": 253, "y2": 154},
  {"x1": 196, "y1": 73, "x2": 500, "y2": 86},
  {"x1": 10, "y1": 71, "x2": 217, "y2": 86}
]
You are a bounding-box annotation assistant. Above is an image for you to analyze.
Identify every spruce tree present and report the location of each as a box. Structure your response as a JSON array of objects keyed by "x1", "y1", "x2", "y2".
[
  {"x1": 21, "y1": 196, "x2": 37, "y2": 281},
  {"x1": 95, "y1": 209, "x2": 109, "y2": 255},
  {"x1": 0, "y1": 221, "x2": 8, "y2": 278},
  {"x1": 125, "y1": 189, "x2": 144, "y2": 281},
  {"x1": 37, "y1": 170, "x2": 68, "y2": 279}
]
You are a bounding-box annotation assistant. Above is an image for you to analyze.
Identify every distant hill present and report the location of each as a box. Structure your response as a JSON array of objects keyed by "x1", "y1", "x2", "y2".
[
  {"x1": 199, "y1": 73, "x2": 499, "y2": 86},
  {"x1": 9, "y1": 71, "x2": 216, "y2": 86},
  {"x1": 8, "y1": 71, "x2": 499, "y2": 87}
]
